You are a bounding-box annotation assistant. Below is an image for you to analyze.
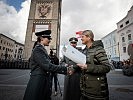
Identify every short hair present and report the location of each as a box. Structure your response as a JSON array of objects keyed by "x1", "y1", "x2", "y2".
[{"x1": 82, "y1": 30, "x2": 94, "y2": 41}]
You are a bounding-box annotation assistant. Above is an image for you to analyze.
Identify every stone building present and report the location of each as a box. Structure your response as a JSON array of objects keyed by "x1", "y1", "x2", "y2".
[
  {"x1": 117, "y1": 6, "x2": 133, "y2": 61},
  {"x1": 24, "y1": 0, "x2": 62, "y2": 60},
  {"x1": 0, "y1": 33, "x2": 24, "y2": 60},
  {"x1": 102, "y1": 6, "x2": 133, "y2": 62},
  {"x1": 102, "y1": 29, "x2": 120, "y2": 62},
  {"x1": 14, "y1": 42, "x2": 24, "y2": 60}
]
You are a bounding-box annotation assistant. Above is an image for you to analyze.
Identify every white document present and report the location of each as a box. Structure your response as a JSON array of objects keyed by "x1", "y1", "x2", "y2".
[{"x1": 61, "y1": 45, "x2": 86, "y2": 64}]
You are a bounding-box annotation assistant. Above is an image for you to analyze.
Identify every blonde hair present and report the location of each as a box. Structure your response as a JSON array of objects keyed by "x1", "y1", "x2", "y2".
[{"x1": 82, "y1": 30, "x2": 94, "y2": 41}]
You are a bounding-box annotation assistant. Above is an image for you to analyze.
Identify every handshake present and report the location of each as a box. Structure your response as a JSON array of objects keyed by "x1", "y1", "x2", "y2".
[{"x1": 65, "y1": 63, "x2": 88, "y2": 75}]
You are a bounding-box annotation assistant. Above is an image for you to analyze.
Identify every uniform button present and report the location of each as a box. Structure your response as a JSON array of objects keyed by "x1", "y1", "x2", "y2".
[{"x1": 97, "y1": 78, "x2": 100, "y2": 80}]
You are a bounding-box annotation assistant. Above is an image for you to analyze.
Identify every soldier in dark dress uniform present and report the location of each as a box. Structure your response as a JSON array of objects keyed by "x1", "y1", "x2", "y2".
[
  {"x1": 23, "y1": 30, "x2": 73, "y2": 100},
  {"x1": 61, "y1": 37, "x2": 81, "y2": 100}
]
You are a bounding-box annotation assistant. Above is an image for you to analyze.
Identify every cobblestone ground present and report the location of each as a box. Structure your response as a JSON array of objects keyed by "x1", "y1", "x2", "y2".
[
  {"x1": 0, "y1": 69, "x2": 133, "y2": 100},
  {"x1": 0, "y1": 86, "x2": 63, "y2": 100},
  {"x1": 0, "y1": 69, "x2": 64, "y2": 100}
]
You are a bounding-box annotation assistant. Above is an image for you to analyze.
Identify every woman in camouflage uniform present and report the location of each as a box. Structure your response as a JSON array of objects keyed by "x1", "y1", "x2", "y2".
[{"x1": 77, "y1": 30, "x2": 111, "y2": 100}]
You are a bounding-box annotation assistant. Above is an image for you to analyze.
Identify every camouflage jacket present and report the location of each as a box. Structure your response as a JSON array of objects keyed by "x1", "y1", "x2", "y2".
[{"x1": 80, "y1": 40, "x2": 111, "y2": 100}]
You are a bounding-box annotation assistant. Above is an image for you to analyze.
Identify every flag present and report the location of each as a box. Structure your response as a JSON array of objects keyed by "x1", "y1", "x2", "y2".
[{"x1": 76, "y1": 31, "x2": 83, "y2": 38}]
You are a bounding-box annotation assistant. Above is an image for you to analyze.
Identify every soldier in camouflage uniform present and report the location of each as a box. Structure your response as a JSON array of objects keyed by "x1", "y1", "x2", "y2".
[{"x1": 77, "y1": 30, "x2": 111, "y2": 100}]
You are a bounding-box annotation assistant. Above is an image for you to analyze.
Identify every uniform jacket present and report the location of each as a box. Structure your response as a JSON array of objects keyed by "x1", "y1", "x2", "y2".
[
  {"x1": 60, "y1": 48, "x2": 81, "y2": 100},
  {"x1": 30, "y1": 44, "x2": 67, "y2": 75},
  {"x1": 80, "y1": 40, "x2": 111, "y2": 100},
  {"x1": 23, "y1": 44, "x2": 67, "y2": 100}
]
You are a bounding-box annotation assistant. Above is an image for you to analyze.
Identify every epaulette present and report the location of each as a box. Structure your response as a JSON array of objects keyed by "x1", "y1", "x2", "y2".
[{"x1": 36, "y1": 44, "x2": 40, "y2": 47}]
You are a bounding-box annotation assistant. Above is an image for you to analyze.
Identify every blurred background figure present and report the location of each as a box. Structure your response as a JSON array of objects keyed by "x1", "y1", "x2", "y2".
[
  {"x1": 60, "y1": 37, "x2": 81, "y2": 100},
  {"x1": 49, "y1": 49, "x2": 59, "y2": 96}
]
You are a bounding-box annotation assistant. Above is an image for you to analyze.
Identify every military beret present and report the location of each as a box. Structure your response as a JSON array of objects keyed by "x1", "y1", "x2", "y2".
[
  {"x1": 35, "y1": 30, "x2": 51, "y2": 37},
  {"x1": 69, "y1": 37, "x2": 78, "y2": 43}
]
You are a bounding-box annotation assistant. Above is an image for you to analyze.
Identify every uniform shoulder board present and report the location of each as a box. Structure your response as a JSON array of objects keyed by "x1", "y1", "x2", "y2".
[{"x1": 36, "y1": 44, "x2": 40, "y2": 47}]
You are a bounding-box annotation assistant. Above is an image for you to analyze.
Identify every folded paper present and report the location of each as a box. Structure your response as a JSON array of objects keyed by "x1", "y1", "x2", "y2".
[{"x1": 62, "y1": 45, "x2": 86, "y2": 64}]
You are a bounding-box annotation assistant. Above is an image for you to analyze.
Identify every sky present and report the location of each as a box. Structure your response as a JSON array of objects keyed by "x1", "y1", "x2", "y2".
[
  {"x1": 0, "y1": 0, "x2": 133, "y2": 45},
  {"x1": 3, "y1": 0, "x2": 24, "y2": 11}
]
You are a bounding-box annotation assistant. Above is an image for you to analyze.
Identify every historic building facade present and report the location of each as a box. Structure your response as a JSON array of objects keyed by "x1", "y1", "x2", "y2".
[
  {"x1": 102, "y1": 6, "x2": 133, "y2": 61},
  {"x1": 102, "y1": 29, "x2": 120, "y2": 62},
  {"x1": 14, "y1": 42, "x2": 24, "y2": 60},
  {"x1": 0, "y1": 34, "x2": 24, "y2": 60},
  {"x1": 117, "y1": 6, "x2": 133, "y2": 61},
  {"x1": 24, "y1": 0, "x2": 62, "y2": 60}
]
